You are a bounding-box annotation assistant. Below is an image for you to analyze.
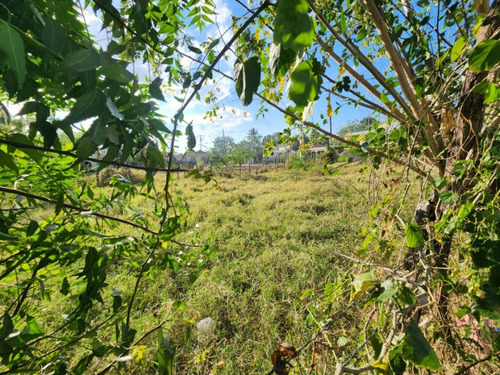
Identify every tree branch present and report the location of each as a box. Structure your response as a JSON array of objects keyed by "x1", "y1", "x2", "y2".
[
  {"x1": 0, "y1": 186, "x2": 157, "y2": 235},
  {"x1": 308, "y1": 1, "x2": 415, "y2": 118},
  {"x1": 360, "y1": 0, "x2": 443, "y2": 157},
  {"x1": 255, "y1": 92, "x2": 427, "y2": 177},
  {"x1": 0, "y1": 138, "x2": 186, "y2": 173},
  {"x1": 316, "y1": 36, "x2": 405, "y2": 122}
]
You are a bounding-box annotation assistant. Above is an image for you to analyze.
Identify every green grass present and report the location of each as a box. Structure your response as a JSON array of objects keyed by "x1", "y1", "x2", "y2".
[
  {"x1": 149, "y1": 164, "x2": 404, "y2": 374},
  {"x1": 1, "y1": 162, "x2": 422, "y2": 374}
]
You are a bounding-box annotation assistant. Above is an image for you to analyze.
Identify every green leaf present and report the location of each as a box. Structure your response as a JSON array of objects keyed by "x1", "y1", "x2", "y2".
[
  {"x1": 123, "y1": 102, "x2": 154, "y2": 119},
  {"x1": 1, "y1": 312, "x2": 14, "y2": 340},
  {"x1": 76, "y1": 136, "x2": 97, "y2": 159},
  {"x1": 0, "y1": 149, "x2": 18, "y2": 172},
  {"x1": 112, "y1": 290, "x2": 123, "y2": 313},
  {"x1": 451, "y1": 37, "x2": 467, "y2": 62},
  {"x1": 186, "y1": 124, "x2": 196, "y2": 150},
  {"x1": 26, "y1": 315, "x2": 43, "y2": 335},
  {"x1": 106, "y1": 98, "x2": 123, "y2": 120},
  {"x1": 62, "y1": 48, "x2": 100, "y2": 72},
  {"x1": 103, "y1": 143, "x2": 120, "y2": 162},
  {"x1": 376, "y1": 280, "x2": 398, "y2": 302},
  {"x1": 402, "y1": 321, "x2": 441, "y2": 370},
  {"x1": 101, "y1": 64, "x2": 135, "y2": 83},
  {"x1": 337, "y1": 336, "x2": 348, "y2": 347},
  {"x1": 105, "y1": 124, "x2": 121, "y2": 145},
  {"x1": 432, "y1": 176, "x2": 449, "y2": 190},
  {"x1": 0, "y1": 19, "x2": 26, "y2": 88},
  {"x1": 405, "y1": 222, "x2": 424, "y2": 248},
  {"x1": 340, "y1": 13, "x2": 346, "y2": 34},
  {"x1": 440, "y1": 191, "x2": 459, "y2": 203},
  {"x1": 468, "y1": 39, "x2": 500, "y2": 72},
  {"x1": 350, "y1": 272, "x2": 376, "y2": 302},
  {"x1": 453, "y1": 160, "x2": 468, "y2": 179},
  {"x1": 268, "y1": 43, "x2": 297, "y2": 78},
  {"x1": 300, "y1": 289, "x2": 313, "y2": 300},
  {"x1": 42, "y1": 18, "x2": 67, "y2": 54},
  {"x1": 73, "y1": 354, "x2": 94, "y2": 375},
  {"x1": 149, "y1": 77, "x2": 165, "y2": 101},
  {"x1": 474, "y1": 82, "x2": 499, "y2": 103},
  {"x1": 234, "y1": 56, "x2": 261, "y2": 106},
  {"x1": 149, "y1": 119, "x2": 171, "y2": 134},
  {"x1": 289, "y1": 60, "x2": 321, "y2": 109},
  {"x1": 55, "y1": 192, "x2": 64, "y2": 215},
  {"x1": 64, "y1": 89, "x2": 106, "y2": 124},
  {"x1": 157, "y1": 328, "x2": 174, "y2": 375},
  {"x1": 61, "y1": 277, "x2": 70, "y2": 296},
  {"x1": 273, "y1": 0, "x2": 314, "y2": 51},
  {"x1": 27, "y1": 220, "x2": 39, "y2": 236},
  {"x1": 188, "y1": 45, "x2": 202, "y2": 54},
  {"x1": 395, "y1": 285, "x2": 417, "y2": 306}
]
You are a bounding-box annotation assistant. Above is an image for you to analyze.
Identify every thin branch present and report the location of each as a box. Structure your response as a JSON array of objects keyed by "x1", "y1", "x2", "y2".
[
  {"x1": 316, "y1": 36, "x2": 405, "y2": 122},
  {"x1": 455, "y1": 351, "x2": 500, "y2": 374},
  {"x1": 360, "y1": 0, "x2": 443, "y2": 157},
  {"x1": 308, "y1": 0, "x2": 414, "y2": 118},
  {"x1": 97, "y1": 316, "x2": 172, "y2": 375},
  {"x1": 0, "y1": 313, "x2": 117, "y2": 374},
  {"x1": 0, "y1": 186, "x2": 157, "y2": 235},
  {"x1": 331, "y1": 251, "x2": 396, "y2": 273},
  {"x1": 255, "y1": 92, "x2": 427, "y2": 178},
  {"x1": 321, "y1": 85, "x2": 403, "y2": 121},
  {"x1": 0, "y1": 138, "x2": 186, "y2": 173}
]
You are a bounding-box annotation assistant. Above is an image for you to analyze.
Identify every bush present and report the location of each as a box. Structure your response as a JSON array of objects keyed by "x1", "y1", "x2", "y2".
[
  {"x1": 97, "y1": 167, "x2": 146, "y2": 186},
  {"x1": 286, "y1": 154, "x2": 314, "y2": 170}
]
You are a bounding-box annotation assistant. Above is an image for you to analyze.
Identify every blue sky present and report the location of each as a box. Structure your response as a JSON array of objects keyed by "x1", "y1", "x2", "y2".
[
  {"x1": 7, "y1": 0, "x2": 373, "y2": 151},
  {"x1": 158, "y1": 0, "x2": 373, "y2": 151}
]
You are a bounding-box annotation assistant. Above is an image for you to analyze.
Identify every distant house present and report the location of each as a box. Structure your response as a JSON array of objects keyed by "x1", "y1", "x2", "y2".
[
  {"x1": 309, "y1": 142, "x2": 327, "y2": 155},
  {"x1": 264, "y1": 144, "x2": 296, "y2": 161},
  {"x1": 174, "y1": 150, "x2": 213, "y2": 166},
  {"x1": 345, "y1": 121, "x2": 400, "y2": 142}
]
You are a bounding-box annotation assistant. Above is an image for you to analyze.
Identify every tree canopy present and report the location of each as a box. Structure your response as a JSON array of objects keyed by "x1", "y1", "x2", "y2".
[{"x1": 0, "y1": 0, "x2": 499, "y2": 374}]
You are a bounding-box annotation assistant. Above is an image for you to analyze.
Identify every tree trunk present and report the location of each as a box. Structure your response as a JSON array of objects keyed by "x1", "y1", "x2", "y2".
[{"x1": 429, "y1": 0, "x2": 499, "y2": 342}]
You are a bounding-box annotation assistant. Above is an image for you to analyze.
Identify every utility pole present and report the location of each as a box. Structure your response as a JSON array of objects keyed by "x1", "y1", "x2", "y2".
[
  {"x1": 199, "y1": 135, "x2": 202, "y2": 151},
  {"x1": 328, "y1": 117, "x2": 332, "y2": 148},
  {"x1": 222, "y1": 129, "x2": 226, "y2": 154}
]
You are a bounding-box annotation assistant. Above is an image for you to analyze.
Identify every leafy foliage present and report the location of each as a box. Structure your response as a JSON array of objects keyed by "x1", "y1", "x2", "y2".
[{"x1": 0, "y1": 0, "x2": 499, "y2": 373}]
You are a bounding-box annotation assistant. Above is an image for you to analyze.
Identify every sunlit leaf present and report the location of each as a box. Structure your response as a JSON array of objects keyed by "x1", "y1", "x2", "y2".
[
  {"x1": 269, "y1": 43, "x2": 296, "y2": 78},
  {"x1": 289, "y1": 60, "x2": 322, "y2": 109},
  {"x1": 350, "y1": 272, "x2": 376, "y2": 302},
  {"x1": 405, "y1": 222, "x2": 424, "y2": 248},
  {"x1": 234, "y1": 56, "x2": 261, "y2": 106},
  {"x1": 468, "y1": 39, "x2": 500, "y2": 72},
  {"x1": 273, "y1": 0, "x2": 314, "y2": 51},
  {"x1": 451, "y1": 37, "x2": 467, "y2": 62}
]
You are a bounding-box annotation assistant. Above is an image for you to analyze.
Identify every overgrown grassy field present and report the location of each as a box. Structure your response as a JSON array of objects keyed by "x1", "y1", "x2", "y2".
[
  {"x1": 171, "y1": 167, "x2": 368, "y2": 374},
  {"x1": 3, "y1": 162, "x2": 423, "y2": 374},
  {"x1": 108, "y1": 162, "x2": 417, "y2": 374}
]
